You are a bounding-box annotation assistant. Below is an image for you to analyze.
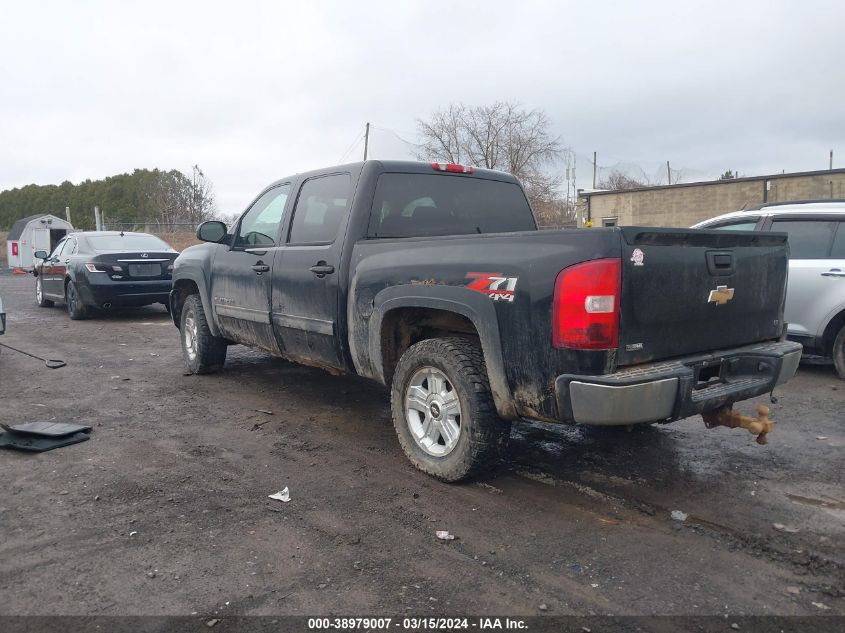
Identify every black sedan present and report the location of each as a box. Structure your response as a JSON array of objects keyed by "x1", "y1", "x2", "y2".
[{"x1": 33, "y1": 231, "x2": 178, "y2": 319}]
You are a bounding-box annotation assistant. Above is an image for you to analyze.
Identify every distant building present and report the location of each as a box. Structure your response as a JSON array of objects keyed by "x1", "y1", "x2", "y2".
[
  {"x1": 6, "y1": 214, "x2": 74, "y2": 269},
  {"x1": 577, "y1": 167, "x2": 845, "y2": 228}
]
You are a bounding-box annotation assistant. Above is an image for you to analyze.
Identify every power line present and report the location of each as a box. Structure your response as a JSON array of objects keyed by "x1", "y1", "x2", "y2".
[{"x1": 337, "y1": 129, "x2": 365, "y2": 163}]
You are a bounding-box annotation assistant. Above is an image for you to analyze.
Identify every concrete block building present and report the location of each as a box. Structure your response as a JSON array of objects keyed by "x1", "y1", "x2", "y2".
[{"x1": 577, "y1": 168, "x2": 845, "y2": 228}]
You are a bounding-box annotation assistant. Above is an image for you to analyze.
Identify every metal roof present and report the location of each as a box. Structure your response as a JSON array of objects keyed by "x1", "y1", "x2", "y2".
[
  {"x1": 7, "y1": 214, "x2": 47, "y2": 241},
  {"x1": 7, "y1": 214, "x2": 73, "y2": 241}
]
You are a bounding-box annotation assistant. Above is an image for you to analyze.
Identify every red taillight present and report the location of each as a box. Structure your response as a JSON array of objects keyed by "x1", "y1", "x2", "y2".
[
  {"x1": 552, "y1": 258, "x2": 621, "y2": 350},
  {"x1": 431, "y1": 162, "x2": 475, "y2": 174}
]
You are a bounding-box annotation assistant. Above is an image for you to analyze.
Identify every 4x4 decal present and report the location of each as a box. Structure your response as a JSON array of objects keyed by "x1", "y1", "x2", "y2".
[{"x1": 466, "y1": 272, "x2": 518, "y2": 302}]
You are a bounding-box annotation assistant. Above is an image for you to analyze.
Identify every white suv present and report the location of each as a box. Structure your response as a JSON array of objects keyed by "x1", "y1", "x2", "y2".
[{"x1": 693, "y1": 200, "x2": 845, "y2": 379}]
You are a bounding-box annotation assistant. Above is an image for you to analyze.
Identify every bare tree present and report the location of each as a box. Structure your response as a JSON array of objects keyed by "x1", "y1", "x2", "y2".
[
  {"x1": 416, "y1": 102, "x2": 564, "y2": 210},
  {"x1": 146, "y1": 165, "x2": 216, "y2": 226},
  {"x1": 597, "y1": 169, "x2": 652, "y2": 191}
]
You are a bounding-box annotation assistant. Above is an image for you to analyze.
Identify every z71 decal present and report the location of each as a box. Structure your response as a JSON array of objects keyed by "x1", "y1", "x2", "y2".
[{"x1": 466, "y1": 272, "x2": 519, "y2": 302}]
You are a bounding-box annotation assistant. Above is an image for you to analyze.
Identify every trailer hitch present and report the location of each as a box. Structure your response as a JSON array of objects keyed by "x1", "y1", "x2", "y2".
[{"x1": 702, "y1": 405, "x2": 773, "y2": 445}]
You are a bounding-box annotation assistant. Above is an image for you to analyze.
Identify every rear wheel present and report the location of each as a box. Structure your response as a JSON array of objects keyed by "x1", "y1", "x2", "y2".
[
  {"x1": 390, "y1": 337, "x2": 511, "y2": 482},
  {"x1": 833, "y1": 324, "x2": 845, "y2": 380},
  {"x1": 35, "y1": 276, "x2": 54, "y2": 307},
  {"x1": 180, "y1": 294, "x2": 227, "y2": 374},
  {"x1": 65, "y1": 281, "x2": 89, "y2": 320}
]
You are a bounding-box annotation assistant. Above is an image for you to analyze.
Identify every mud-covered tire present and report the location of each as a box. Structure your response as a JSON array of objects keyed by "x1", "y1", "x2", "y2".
[
  {"x1": 180, "y1": 294, "x2": 227, "y2": 374},
  {"x1": 833, "y1": 324, "x2": 845, "y2": 380},
  {"x1": 390, "y1": 337, "x2": 511, "y2": 482},
  {"x1": 35, "y1": 276, "x2": 54, "y2": 307},
  {"x1": 65, "y1": 281, "x2": 89, "y2": 320}
]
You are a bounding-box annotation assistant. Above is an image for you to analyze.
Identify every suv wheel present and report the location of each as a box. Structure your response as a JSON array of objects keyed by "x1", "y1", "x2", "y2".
[
  {"x1": 390, "y1": 337, "x2": 511, "y2": 482},
  {"x1": 180, "y1": 294, "x2": 227, "y2": 374},
  {"x1": 36, "y1": 276, "x2": 54, "y2": 307},
  {"x1": 833, "y1": 324, "x2": 845, "y2": 380},
  {"x1": 65, "y1": 281, "x2": 89, "y2": 320}
]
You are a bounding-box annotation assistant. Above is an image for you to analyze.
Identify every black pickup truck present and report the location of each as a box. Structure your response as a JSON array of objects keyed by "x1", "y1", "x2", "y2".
[{"x1": 170, "y1": 160, "x2": 802, "y2": 481}]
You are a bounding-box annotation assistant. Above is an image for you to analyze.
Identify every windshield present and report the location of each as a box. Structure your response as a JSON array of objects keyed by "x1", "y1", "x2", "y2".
[
  {"x1": 86, "y1": 234, "x2": 173, "y2": 252},
  {"x1": 368, "y1": 174, "x2": 536, "y2": 238}
]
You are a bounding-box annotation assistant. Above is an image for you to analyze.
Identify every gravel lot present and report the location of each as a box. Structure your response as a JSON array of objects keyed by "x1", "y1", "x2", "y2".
[{"x1": 0, "y1": 272, "x2": 842, "y2": 618}]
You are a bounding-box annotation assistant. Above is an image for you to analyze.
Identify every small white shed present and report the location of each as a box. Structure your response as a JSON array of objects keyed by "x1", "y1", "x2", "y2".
[{"x1": 6, "y1": 214, "x2": 74, "y2": 269}]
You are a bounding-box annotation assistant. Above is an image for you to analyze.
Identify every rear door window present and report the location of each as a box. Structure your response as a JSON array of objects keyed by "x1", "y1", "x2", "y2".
[
  {"x1": 770, "y1": 220, "x2": 836, "y2": 259},
  {"x1": 368, "y1": 173, "x2": 536, "y2": 238},
  {"x1": 288, "y1": 174, "x2": 352, "y2": 244}
]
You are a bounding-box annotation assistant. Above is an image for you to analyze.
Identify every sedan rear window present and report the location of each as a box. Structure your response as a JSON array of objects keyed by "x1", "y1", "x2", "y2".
[
  {"x1": 86, "y1": 234, "x2": 173, "y2": 252},
  {"x1": 368, "y1": 174, "x2": 536, "y2": 238}
]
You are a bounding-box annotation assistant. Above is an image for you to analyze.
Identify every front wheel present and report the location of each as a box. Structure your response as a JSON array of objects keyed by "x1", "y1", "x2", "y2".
[
  {"x1": 65, "y1": 281, "x2": 89, "y2": 320},
  {"x1": 35, "y1": 276, "x2": 54, "y2": 307},
  {"x1": 180, "y1": 294, "x2": 227, "y2": 374},
  {"x1": 833, "y1": 324, "x2": 845, "y2": 380},
  {"x1": 390, "y1": 337, "x2": 511, "y2": 482}
]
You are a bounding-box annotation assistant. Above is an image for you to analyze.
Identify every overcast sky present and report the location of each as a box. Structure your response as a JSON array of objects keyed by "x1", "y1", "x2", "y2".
[{"x1": 1, "y1": 0, "x2": 842, "y2": 214}]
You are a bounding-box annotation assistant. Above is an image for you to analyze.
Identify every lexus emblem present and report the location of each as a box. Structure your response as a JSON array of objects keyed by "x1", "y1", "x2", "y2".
[
  {"x1": 708, "y1": 285, "x2": 735, "y2": 305},
  {"x1": 141, "y1": 253, "x2": 149, "y2": 258}
]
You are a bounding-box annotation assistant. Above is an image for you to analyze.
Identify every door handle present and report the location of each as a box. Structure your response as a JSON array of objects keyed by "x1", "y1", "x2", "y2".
[
  {"x1": 251, "y1": 263, "x2": 270, "y2": 274},
  {"x1": 821, "y1": 269, "x2": 845, "y2": 277},
  {"x1": 309, "y1": 262, "x2": 335, "y2": 278}
]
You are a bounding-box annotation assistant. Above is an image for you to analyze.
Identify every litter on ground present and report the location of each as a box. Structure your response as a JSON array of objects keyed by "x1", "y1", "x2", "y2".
[{"x1": 268, "y1": 487, "x2": 291, "y2": 503}]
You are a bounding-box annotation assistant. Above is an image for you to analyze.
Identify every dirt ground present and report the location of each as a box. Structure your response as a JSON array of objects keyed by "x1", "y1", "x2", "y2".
[{"x1": 0, "y1": 271, "x2": 842, "y2": 619}]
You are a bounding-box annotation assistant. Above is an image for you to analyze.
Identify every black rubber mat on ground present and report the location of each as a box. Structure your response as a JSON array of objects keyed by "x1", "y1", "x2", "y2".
[
  {"x1": 1, "y1": 421, "x2": 92, "y2": 437},
  {"x1": 0, "y1": 430, "x2": 91, "y2": 452}
]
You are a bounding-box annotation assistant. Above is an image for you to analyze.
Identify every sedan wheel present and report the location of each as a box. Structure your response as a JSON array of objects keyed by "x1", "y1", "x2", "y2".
[
  {"x1": 65, "y1": 281, "x2": 89, "y2": 320},
  {"x1": 35, "y1": 276, "x2": 54, "y2": 307}
]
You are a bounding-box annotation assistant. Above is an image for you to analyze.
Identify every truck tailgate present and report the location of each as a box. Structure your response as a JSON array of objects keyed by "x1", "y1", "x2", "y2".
[{"x1": 617, "y1": 227, "x2": 788, "y2": 366}]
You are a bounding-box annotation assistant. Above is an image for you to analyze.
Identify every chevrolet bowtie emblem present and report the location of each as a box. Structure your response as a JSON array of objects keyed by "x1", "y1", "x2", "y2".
[{"x1": 708, "y1": 285, "x2": 735, "y2": 305}]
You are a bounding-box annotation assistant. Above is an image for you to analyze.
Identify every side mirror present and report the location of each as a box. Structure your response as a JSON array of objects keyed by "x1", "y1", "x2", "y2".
[
  {"x1": 34, "y1": 250, "x2": 48, "y2": 260},
  {"x1": 196, "y1": 221, "x2": 228, "y2": 243}
]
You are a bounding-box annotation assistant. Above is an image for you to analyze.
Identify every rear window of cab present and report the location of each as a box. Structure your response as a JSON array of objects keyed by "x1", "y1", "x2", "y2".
[{"x1": 368, "y1": 173, "x2": 536, "y2": 238}]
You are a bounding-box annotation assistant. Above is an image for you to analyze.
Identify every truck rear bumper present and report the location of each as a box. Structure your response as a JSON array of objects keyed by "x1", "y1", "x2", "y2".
[{"x1": 554, "y1": 340, "x2": 802, "y2": 426}]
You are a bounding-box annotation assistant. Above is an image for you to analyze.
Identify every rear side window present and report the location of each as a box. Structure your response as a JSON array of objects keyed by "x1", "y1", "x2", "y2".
[
  {"x1": 288, "y1": 174, "x2": 352, "y2": 244},
  {"x1": 710, "y1": 221, "x2": 758, "y2": 231},
  {"x1": 368, "y1": 173, "x2": 536, "y2": 238},
  {"x1": 770, "y1": 220, "x2": 836, "y2": 259},
  {"x1": 832, "y1": 222, "x2": 845, "y2": 258}
]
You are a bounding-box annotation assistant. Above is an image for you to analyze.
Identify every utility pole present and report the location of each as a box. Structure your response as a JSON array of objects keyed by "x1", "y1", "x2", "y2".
[
  {"x1": 65, "y1": 206, "x2": 71, "y2": 226},
  {"x1": 363, "y1": 122, "x2": 370, "y2": 161},
  {"x1": 592, "y1": 151, "x2": 597, "y2": 189},
  {"x1": 666, "y1": 161, "x2": 671, "y2": 185},
  {"x1": 94, "y1": 206, "x2": 102, "y2": 231},
  {"x1": 830, "y1": 149, "x2": 834, "y2": 170}
]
